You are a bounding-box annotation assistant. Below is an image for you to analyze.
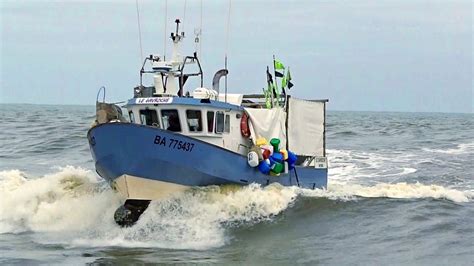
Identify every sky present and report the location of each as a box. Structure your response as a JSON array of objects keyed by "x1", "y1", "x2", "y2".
[{"x1": 1, "y1": 0, "x2": 472, "y2": 113}]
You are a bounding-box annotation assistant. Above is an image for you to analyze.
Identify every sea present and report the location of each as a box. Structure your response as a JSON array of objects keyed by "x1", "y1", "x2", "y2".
[{"x1": 0, "y1": 104, "x2": 472, "y2": 265}]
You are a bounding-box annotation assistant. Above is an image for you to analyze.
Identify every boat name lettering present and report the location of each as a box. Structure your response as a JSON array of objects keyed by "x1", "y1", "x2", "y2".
[
  {"x1": 154, "y1": 135, "x2": 195, "y2": 152},
  {"x1": 136, "y1": 97, "x2": 173, "y2": 104}
]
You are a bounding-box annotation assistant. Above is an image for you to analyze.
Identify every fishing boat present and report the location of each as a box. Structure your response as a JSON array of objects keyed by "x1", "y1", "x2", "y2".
[{"x1": 87, "y1": 19, "x2": 328, "y2": 226}]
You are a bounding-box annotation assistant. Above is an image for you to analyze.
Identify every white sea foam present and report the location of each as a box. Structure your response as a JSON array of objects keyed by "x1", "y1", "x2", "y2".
[
  {"x1": 327, "y1": 149, "x2": 418, "y2": 183},
  {"x1": 302, "y1": 182, "x2": 472, "y2": 203},
  {"x1": 70, "y1": 183, "x2": 299, "y2": 250},
  {"x1": 0, "y1": 167, "x2": 120, "y2": 234},
  {"x1": 422, "y1": 142, "x2": 474, "y2": 155},
  {"x1": 0, "y1": 167, "x2": 299, "y2": 249},
  {"x1": 0, "y1": 167, "x2": 471, "y2": 250}
]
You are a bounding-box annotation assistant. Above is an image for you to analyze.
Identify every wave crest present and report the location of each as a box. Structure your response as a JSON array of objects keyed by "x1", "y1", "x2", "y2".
[
  {"x1": 422, "y1": 142, "x2": 474, "y2": 155},
  {"x1": 0, "y1": 167, "x2": 120, "y2": 234},
  {"x1": 0, "y1": 167, "x2": 471, "y2": 250},
  {"x1": 301, "y1": 182, "x2": 472, "y2": 203}
]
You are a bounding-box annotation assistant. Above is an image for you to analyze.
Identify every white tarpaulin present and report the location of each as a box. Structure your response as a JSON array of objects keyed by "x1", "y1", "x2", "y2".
[
  {"x1": 245, "y1": 107, "x2": 287, "y2": 149},
  {"x1": 288, "y1": 98, "x2": 325, "y2": 156}
]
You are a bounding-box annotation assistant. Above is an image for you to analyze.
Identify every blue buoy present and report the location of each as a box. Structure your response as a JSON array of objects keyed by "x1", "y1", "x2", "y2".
[
  {"x1": 258, "y1": 160, "x2": 271, "y2": 174},
  {"x1": 268, "y1": 156, "x2": 276, "y2": 166},
  {"x1": 271, "y1": 152, "x2": 284, "y2": 163},
  {"x1": 287, "y1": 151, "x2": 297, "y2": 165}
]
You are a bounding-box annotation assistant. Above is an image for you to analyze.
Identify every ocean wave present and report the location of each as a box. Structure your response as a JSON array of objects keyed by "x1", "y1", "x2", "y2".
[
  {"x1": 327, "y1": 149, "x2": 419, "y2": 182},
  {"x1": 301, "y1": 182, "x2": 472, "y2": 203},
  {"x1": 0, "y1": 167, "x2": 297, "y2": 250},
  {"x1": 331, "y1": 130, "x2": 359, "y2": 137},
  {"x1": 0, "y1": 167, "x2": 118, "y2": 234},
  {"x1": 71, "y1": 183, "x2": 299, "y2": 250},
  {"x1": 422, "y1": 142, "x2": 474, "y2": 155},
  {"x1": 0, "y1": 167, "x2": 471, "y2": 250}
]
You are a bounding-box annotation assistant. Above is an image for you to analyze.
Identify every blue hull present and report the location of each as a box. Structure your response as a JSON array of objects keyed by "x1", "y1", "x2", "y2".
[{"x1": 87, "y1": 123, "x2": 327, "y2": 190}]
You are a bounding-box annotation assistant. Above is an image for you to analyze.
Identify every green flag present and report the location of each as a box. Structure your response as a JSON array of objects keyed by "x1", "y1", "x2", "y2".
[
  {"x1": 274, "y1": 59, "x2": 285, "y2": 70},
  {"x1": 266, "y1": 66, "x2": 279, "y2": 108},
  {"x1": 266, "y1": 82, "x2": 273, "y2": 97},
  {"x1": 263, "y1": 88, "x2": 272, "y2": 109},
  {"x1": 274, "y1": 81, "x2": 281, "y2": 95},
  {"x1": 271, "y1": 83, "x2": 279, "y2": 107},
  {"x1": 281, "y1": 70, "x2": 287, "y2": 88}
]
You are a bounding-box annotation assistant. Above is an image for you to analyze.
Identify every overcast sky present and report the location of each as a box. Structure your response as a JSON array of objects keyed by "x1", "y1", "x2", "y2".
[{"x1": 1, "y1": 0, "x2": 472, "y2": 113}]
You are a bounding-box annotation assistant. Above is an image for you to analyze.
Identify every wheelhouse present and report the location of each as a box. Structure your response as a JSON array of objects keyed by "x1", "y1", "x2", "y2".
[{"x1": 125, "y1": 96, "x2": 249, "y2": 154}]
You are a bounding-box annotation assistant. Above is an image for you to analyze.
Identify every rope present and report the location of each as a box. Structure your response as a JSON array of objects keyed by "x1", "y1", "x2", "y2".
[
  {"x1": 199, "y1": 0, "x2": 203, "y2": 57},
  {"x1": 225, "y1": 0, "x2": 232, "y2": 60},
  {"x1": 163, "y1": 0, "x2": 168, "y2": 60},
  {"x1": 182, "y1": 0, "x2": 187, "y2": 32},
  {"x1": 135, "y1": 0, "x2": 143, "y2": 64}
]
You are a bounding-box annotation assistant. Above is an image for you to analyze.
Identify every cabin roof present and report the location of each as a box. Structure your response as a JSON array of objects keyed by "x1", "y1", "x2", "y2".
[{"x1": 125, "y1": 96, "x2": 243, "y2": 111}]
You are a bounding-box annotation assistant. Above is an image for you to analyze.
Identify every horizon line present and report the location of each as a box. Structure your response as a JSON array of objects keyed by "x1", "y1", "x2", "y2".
[{"x1": 0, "y1": 102, "x2": 472, "y2": 115}]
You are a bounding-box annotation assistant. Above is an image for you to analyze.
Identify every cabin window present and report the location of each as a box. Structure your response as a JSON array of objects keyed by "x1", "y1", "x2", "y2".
[
  {"x1": 128, "y1": 111, "x2": 135, "y2": 123},
  {"x1": 161, "y1": 109, "x2": 181, "y2": 132},
  {"x1": 139, "y1": 109, "x2": 159, "y2": 127},
  {"x1": 207, "y1": 111, "x2": 214, "y2": 133},
  {"x1": 225, "y1": 114, "x2": 230, "y2": 133},
  {"x1": 186, "y1": 110, "x2": 203, "y2": 132},
  {"x1": 215, "y1": 111, "x2": 225, "y2": 133}
]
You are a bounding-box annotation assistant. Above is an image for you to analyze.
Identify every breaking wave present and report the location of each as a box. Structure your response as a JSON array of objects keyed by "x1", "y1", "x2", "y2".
[
  {"x1": 0, "y1": 167, "x2": 120, "y2": 234},
  {"x1": 0, "y1": 166, "x2": 471, "y2": 250}
]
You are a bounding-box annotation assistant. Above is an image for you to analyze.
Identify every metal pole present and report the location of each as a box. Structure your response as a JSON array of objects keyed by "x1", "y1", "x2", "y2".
[
  {"x1": 225, "y1": 56, "x2": 228, "y2": 103},
  {"x1": 135, "y1": 0, "x2": 143, "y2": 65},
  {"x1": 272, "y1": 55, "x2": 278, "y2": 106},
  {"x1": 224, "y1": 0, "x2": 232, "y2": 103}
]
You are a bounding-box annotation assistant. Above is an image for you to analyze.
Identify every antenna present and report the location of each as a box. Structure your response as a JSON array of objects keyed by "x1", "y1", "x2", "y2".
[
  {"x1": 163, "y1": 0, "x2": 168, "y2": 60},
  {"x1": 174, "y1": 19, "x2": 181, "y2": 37},
  {"x1": 135, "y1": 0, "x2": 143, "y2": 65},
  {"x1": 171, "y1": 19, "x2": 184, "y2": 43},
  {"x1": 224, "y1": 0, "x2": 232, "y2": 103}
]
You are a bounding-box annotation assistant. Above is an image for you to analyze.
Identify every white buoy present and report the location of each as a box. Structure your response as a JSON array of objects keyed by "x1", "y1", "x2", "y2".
[{"x1": 247, "y1": 151, "x2": 259, "y2": 167}]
